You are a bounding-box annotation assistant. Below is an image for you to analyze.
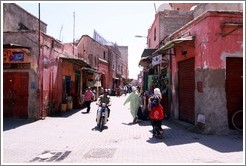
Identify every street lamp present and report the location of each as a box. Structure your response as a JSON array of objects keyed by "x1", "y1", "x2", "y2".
[
  {"x1": 135, "y1": 35, "x2": 148, "y2": 46},
  {"x1": 135, "y1": 35, "x2": 147, "y2": 38}
]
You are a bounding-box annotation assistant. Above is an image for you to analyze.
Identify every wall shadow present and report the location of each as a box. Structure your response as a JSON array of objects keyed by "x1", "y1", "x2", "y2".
[
  {"x1": 3, "y1": 108, "x2": 82, "y2": 131},
  {"x1": 49, "y1": 108, "x2": 82, "y2": 118},
  {"x1": 3, "y1": 118, "x2": 37, "y2": 131}
]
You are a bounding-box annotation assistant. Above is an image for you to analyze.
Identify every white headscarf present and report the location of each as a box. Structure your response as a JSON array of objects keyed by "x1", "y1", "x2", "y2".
[
  {"x1": 132, "y1": 86, "x2": 136, "y2": 92},
  {"x1": 154, "y1": 88, "x2": 161, "y2": 98}
]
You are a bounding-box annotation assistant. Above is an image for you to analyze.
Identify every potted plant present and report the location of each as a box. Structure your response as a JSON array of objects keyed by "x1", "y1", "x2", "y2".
[
  {"x1": 61, "y1": 99, "x2": 67, "y2": 112},
  {"x1": 66, "y1": 96, "x2": 73, "y2": 110}
]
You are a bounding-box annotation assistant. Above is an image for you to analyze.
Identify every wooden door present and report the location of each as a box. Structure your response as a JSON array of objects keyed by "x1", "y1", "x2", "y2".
[{"x1": 3, "y1": 72, "x2": 29, "y2": 118}]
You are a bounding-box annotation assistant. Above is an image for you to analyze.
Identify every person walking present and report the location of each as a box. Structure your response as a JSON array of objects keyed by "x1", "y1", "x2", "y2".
[
  {"x1": 123, "y1": 85, "x2": 128, "y2": 96},
  {"x1": 83, "y1": 87, "x2": 94, "y2": 113},
  {"x1": 148, "y1": 88, "x2": 164, "y2": 137},
  {"x1": 116, "y1": 86, "x2": 121, "y2": 97},
  {"x1": 123, "y1": 86, "x2": 140, "y2": 124},
  {"x1": 137, "y1": 90, "x2": 149, "y2": 121}
]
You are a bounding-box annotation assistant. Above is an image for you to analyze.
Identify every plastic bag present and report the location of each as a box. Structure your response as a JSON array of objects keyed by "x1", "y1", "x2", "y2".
[{"x1": 149, "y1": 104, "x2": 164, "y2": 120}]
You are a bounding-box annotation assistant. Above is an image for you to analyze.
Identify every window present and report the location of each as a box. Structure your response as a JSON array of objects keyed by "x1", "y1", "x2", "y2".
[
  {"x1": 88, "y1": 54, "x2": 93, "y2": 66},
  {"x1": 112, "y1": 60, "x2": 115, "y2": 70},
  {"x1": 103, "y1": 51, "x2": 106, "y2": 60},
  {"x1": 154, "y1": 27, "x2": 156, "y2": 41},
  {"x1": 94, "y1": 57, "x2": 97, "y2": 67}
]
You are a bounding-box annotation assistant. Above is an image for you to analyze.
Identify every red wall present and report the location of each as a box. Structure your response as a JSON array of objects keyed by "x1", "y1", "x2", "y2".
[
  {"x1": 41, "y1": 34, "x2": 64, "y2": 113},
  {"x1": 98, "y1": 62, "x2": 110, "y2": 88},
  {"x1": 174, "y1": 11, "x2": 243, "y2": 70}
]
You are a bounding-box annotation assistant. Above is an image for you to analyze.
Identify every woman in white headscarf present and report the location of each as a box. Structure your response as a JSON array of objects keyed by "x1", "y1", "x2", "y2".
[
  {"x1": 123, "y1": 86, "x2": 140, "y2": 123},
  {"x1": 148, "y1": 88, "x2": 164, "y2": 137}
]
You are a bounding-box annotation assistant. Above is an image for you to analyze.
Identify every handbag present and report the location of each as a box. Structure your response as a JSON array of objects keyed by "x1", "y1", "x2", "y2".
[{"x1": 149, "y1": 104, "x2": 164, "y2": 120}]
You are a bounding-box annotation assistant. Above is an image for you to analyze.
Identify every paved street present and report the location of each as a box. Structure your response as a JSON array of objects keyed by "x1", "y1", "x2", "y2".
[{"x1": 2, "y1": 94, "x2": 244, "y2": 164}]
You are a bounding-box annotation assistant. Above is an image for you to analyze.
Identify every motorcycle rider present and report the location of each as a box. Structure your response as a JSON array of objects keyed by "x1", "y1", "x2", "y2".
[{"x1": 96, "y1": 89, "x2": 111, "y2": 121}]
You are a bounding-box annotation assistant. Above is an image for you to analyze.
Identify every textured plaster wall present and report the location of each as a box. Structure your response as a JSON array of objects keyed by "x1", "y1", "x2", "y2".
[
  {"x1": 195, "y1": 69, "x2": 229, "y2": 134},
  {"x1": 3, "y1": 3, "x2": 47, "y2": 32},
  {"x1": 3, "y1": 32, "x2": 40, "y2": 119}
]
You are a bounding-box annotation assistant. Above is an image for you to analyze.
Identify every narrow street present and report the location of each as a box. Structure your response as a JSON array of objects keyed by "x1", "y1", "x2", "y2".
[{"x1": 2, "y1": 94, "x2": 243, "y2": 164}]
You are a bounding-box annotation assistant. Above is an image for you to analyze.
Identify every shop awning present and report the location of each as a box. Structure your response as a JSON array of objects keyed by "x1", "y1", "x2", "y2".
[
  {"x1": 139, "y1": 57, "x2": 151, "y2": 67},
  {"x1": 153, "y1": 36, "x2": 194, "y2": 54},
  {"x1": 141, "y1": 48, "x2": 157, "y2": 58},
  {"x1": 139, "y1": 49, "x2": 157, "y2": 67},
  {"x1": 3, "y1": 43, "x2": 30, "y2": 49},
  {"x1": 81, "y1": 67, "x2": 102, "y2": 74},
  {"x1": 60, "y1": 57, "x2": 91, "y2": 68}
]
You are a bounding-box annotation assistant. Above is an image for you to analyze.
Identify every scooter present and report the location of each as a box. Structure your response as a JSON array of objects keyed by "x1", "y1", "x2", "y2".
[{"x1": 96, "y1": 102, "x2": 109, "y2": 132}]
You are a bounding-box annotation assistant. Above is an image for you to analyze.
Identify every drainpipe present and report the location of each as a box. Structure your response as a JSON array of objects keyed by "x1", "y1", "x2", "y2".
[
  {"x1": 73, "y1": 11, "x2": 75, "y2": 56},
  {"x1": 169, "y1": 49, "x2": 173, "y2": 119},
  {"x1": 80, "y1": 68, "x2": 83, "y2": 105},
  {"x1": 38, "y1": 3, "x2": 44, "y2": 120}
]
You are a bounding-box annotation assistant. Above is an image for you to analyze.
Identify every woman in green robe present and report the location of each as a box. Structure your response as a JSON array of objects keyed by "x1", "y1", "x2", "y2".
[{"x1": 123, "y1": 86, "x2": 140, "y2": 123}]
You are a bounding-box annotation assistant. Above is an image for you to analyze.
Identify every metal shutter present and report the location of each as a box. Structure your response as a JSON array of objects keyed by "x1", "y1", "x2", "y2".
[{"x1": 178, "y1": 58, "x2": 195, "y2": 124}]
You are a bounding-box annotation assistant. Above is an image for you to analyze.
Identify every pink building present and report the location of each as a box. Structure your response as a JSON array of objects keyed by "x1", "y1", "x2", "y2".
[
  {"x1": 3, "y1": 3, "x2": 92, "y2": 119},
  {"x1": 155, "y1": 11, "x2": 243, "y2": 134},
  {"x1": 147, "y1": 9, "x2": 193, "y2": 49},
  {"x1": 76, "y1": 35, "x2": 110, "y2": 92},
  {"x1": 77, "y1": 35, "x2": 128, "y2": 95}
]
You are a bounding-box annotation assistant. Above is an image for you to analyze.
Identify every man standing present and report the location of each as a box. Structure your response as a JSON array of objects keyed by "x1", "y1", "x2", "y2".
[{"x1": 83, "y1": 87, "x2": 94, "y2": 113}]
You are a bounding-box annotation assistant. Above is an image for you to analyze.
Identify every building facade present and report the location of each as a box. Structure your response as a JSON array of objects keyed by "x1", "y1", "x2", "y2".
[
  {"x1": 139, "y1": 6, "x2": 194, "y2": 118},
  {"x1": 3, "y1": 3, "x2": 92, "y2": 119},
  {"x1": 154, "y1": 10, "x2": 243, "y2": 134},
  {"x1": 139, "y1": 2, "x2": 243, "y2": 134}
]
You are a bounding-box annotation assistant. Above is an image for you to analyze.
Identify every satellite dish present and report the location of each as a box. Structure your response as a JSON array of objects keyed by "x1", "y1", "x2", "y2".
[
  {"x1": 157, "y1": 3, "x2": 172, "y2": 12},
  {"x1": 190, "y1": 5, "x2": 198, "y2": 11}
]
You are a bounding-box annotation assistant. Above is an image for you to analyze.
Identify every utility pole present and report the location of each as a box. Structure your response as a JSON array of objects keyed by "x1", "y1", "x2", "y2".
[
  {"x1": 154, "y1": 3, "x2": 157, "y2": 14},
  {"x1": 38, "y1": 3, "x2": 44, "y2": 119},
  {"x1": 59, "y1": 25, "x2": 63, "y2": 41},
  {"x1": 73, "y1": 11, "x2": 75, "y2": 56}
]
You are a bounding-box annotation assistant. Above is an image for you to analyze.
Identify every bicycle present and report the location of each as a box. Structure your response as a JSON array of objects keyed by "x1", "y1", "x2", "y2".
[{"x1": 232, "y1": 110, "x2": 243, "y2": 132}]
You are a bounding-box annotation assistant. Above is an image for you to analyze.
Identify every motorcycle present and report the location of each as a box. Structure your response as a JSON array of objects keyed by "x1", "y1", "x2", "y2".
[{"x1": 96, "y1": 102, "x2": 109, "y2": 132}]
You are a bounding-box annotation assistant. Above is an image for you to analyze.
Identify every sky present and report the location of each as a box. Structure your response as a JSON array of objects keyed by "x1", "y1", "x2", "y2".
[{"x1": 14, "y1": 1, "x2": 166, "y2": 79}]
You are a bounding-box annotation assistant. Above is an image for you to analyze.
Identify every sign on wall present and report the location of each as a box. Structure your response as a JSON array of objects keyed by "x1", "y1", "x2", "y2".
[
  {"x1": 3, "y1": 49, "x2": 30, "y2": 63},
  {"x1": 152, "y1": 54, "x2": 162, "y2": 66}
]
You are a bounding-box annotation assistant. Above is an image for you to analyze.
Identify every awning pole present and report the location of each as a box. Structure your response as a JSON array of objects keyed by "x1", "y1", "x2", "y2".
[{"x1": 96, "y1": 87, "x2": 99, "y2": 101}]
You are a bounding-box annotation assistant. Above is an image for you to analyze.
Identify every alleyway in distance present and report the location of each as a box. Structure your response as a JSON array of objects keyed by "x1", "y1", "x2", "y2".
[{"x1": 2, "y1": 94, "x2": 244, "y2": 164}]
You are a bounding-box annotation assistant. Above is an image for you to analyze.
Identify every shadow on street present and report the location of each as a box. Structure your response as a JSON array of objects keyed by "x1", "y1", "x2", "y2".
[
  {"x1": 3, "y1": 108, "x2": 82, "y2": 131},
  {"x1": 144, "y1": 119, "x2": 243, "y2": 153},
  {"x1": 3, "y1": 118, "x2": 37, "y2": 131}
]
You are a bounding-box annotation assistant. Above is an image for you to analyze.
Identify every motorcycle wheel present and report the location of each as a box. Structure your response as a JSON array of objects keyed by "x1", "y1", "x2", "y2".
[{"x1": 99, "y1": 117, "x2": 104, "y2": 132}]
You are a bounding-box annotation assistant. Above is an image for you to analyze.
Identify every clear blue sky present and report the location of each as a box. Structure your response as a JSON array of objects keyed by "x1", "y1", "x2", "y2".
[{"x1": 16, "y1": 1, "x2": 165, "y2": 79}]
